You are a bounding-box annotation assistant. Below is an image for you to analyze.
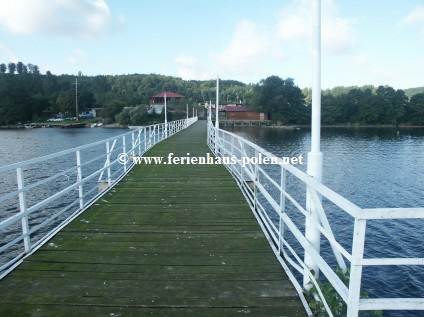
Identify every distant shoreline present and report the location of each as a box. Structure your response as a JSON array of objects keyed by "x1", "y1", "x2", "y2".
[
  {"x1": 0, "y1": 123, "x2": 127, "y2": 129},
  {"x1": 238, "y1": 123, "x2": 424, "y2": 129}
]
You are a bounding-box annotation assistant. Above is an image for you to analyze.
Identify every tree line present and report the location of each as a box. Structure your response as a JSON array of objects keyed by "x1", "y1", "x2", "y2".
[
  {"x1": 0, "y1": 61, "x2": 423, "y2": 126},
  {"x1": 0, "y1": 62, "x2": 251, "y2": 125},
  {"x1": 250, "y1": 77, "x2": 423, "y2": 125}
]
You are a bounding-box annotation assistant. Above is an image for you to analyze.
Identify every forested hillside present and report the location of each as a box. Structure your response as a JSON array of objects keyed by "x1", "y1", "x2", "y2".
[
  {"x1": 0, "y1": 62, "x2": 251, "y2": 125},
  {"x1": 0, "y1": 61, "x2": 423, "y2": 126}
]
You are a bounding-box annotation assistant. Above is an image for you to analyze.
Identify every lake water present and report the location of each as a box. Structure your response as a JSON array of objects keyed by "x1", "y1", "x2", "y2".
[
  {"x1": 223, "y1": 125, "x2": 424, "y2": 317},
  {"x1": 0, "y1": 127, "x2": 128, "y2": 166},
  {"x1": 0, "y1": 125, "x2": 423, "y2": 316}
]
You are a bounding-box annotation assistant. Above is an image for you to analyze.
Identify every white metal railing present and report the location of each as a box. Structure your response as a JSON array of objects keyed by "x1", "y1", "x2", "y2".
[
  {"x1": 0, "y1": 117, "x2": 197, "y2": 278},
  {"x1": 207, "y1": 121, "x2": 424, "y2": 317}
]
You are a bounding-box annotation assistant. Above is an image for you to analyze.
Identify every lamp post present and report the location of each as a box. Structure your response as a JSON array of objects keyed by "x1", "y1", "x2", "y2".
[
  {"x1": 215, "y1": 76, "x2": 219, "y2": 154},
  {"x1": 303, "y1": 0, "x2": 323, "y2": 289},
  {"x1": 73, "y1": 77, "x2": 80, "y2": 122},
  {"x1": 186, "y1": 104, "x2": 188, "y2": 127},
  {"x1": 164, "y1": 93, "x2": 167, "y2": 138}
]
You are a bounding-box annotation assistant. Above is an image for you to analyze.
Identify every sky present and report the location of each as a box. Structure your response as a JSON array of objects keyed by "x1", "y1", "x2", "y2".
[{"x1": 0, "y1": 0, "x2": 423, "y2": 89}]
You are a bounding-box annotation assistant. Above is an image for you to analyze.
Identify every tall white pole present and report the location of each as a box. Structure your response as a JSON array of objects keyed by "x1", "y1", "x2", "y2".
[
  {"x1": 209, "y1": 100, "x2": 212, "y2": 122},
  {"x1": 303, "y1": 0, "x2": 323, "y2": 289},
  {"x1": 192, "y1": 107, "x2": 194, "y2": 117},
  {"x1": 164, "y1": 93, "x2": 167, "y2": 138},
  {"x1": 186, "y1": 103, "x2": 188, "y2": 127},
  {"x1": 215, "y1": 76, "x2": 219, "y2": 129},
  {"x1": 75, "y1": 78, "x2": 79, "y2": 121},
  {"x1": 215, "y1": 76, "x2": 219, "y2": 153}
]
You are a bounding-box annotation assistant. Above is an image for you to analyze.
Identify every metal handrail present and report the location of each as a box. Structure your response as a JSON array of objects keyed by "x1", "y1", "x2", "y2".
[
  {"x1": 0, "y1": 117, "x2": 198, "y2": 278},
  {"x1": 207, "y1": 121, "x2": 424, "y2": 317}
]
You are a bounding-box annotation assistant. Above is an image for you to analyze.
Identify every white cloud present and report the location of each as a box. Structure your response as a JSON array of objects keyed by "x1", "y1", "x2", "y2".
[
  {"x1": 400, "y1": 5, "x2": 424, "y2": 34},
  {"x1": 0, "y1": 0, "x2": 123, "y2": 37},
  {"x1": 173, "y1": 0, "x2": 356, "y2": 82},
  {"x1": 175, "y1": 54, "x2": 197, "y2": 68},
  {"x1": 276, "y1": 0, "x2": 358, "y2": 54},
  {"x1": 402, "y1": 5, "x2": 424, "y2": 25},
  {"x1": 351, "y1": 53, "x2": 370, "y2": 67},
  {"x1": 68, "y1": 48, "x2": 90, "y2": 65},
  {"x1": 174, "y1": 54, "x2": 212, "y2": 80},
  {"x1": 174, "y1": 21, "x2": 276, "y2": 80},
  {"x1": 215, "y1": 20, "x2": 271, "y2": 74}
]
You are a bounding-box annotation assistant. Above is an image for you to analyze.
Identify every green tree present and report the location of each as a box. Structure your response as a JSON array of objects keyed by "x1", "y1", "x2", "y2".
[
  {"x1": 404, "y1": 93, "x2": 424, "y2": 125},
  {"x1": 102, "y1": 100, "x2": 127, "y2": 122},
  {"x1": 0, "y1": 63, "x2": 6, "y2": 73},
  {"x1": 79, "y1": 89, "x2": 96, "y2": 110},
  {"x1": 55, "y1": 90, "x2": 75, "y2": 114},
  {"x1": 115, "y1": 107, "x2": 132, "y2": 125},
  {"x1": 8, "y1": 62, "x2": 16, "y2": 74},
  {"x1": 250, "y1": 76, "x2": 307, "y2": 124},
  {"x1": 374, "y1": 86, "x2": 406, "y2": 124},
  {"x1": 16, "y1": 62, "x2": 24, "y2": 74}
]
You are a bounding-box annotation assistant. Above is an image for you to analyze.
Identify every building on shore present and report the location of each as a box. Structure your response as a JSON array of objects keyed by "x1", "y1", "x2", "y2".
[
  {"x1": 150, "y1": 91, "x2": 185, "y2": 114},
  {"x1": 222, "y1": 106, "x2": 268, "y2": 121}
]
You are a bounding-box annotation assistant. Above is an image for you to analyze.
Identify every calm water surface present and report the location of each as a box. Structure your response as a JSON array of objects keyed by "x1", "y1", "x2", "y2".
[
  {"x1": 0, "y1": 127, "x2": 128, "y2": 166},
  {"x1": 224, "y1": 125, "x2": 424, "y2": 317}
]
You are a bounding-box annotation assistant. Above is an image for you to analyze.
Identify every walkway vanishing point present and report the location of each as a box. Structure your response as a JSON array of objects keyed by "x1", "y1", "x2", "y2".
[{"x1": 0, "y1": 121, "x2": 308, "y2": 317}]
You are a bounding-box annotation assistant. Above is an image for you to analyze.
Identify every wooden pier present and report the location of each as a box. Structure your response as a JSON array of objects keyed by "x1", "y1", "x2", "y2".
[{"x1": 0, "y1": 121, "x2": 308, "y2": 316}]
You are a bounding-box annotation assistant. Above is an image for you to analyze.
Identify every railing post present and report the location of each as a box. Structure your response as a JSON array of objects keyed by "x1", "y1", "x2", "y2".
[
  {"x1": 144, "y1": 127, "x2": 147, "y2": 153},
  {"x1": 122, "y1": 135, "x2": 127, "y2": 173},
  {"x1": 303, "y1": 184, "x2": 322, "y2": 287},
  {"x1": 106, "y1": 141, "x2": 111, "y2": 186},
  {"x1": 278, "y1": 166, "x2": 287, "y2": 253},
  {"x1": 16, "y1": 167, "x2": 31, "y2": 253},
  {"x1": 253, "y1": 150, "x2": 258, "y2": 210},
  {"x1": 230, "y1": 134, "x2": 235, "y2": 175},
  {"x1": 131, "y1": 131, "x2": 135, "y2": 159},
  {"x1": 138, "y1": 129, "x2": 141, "y2": 156},
  {"x1": 76, "y1": 150, "x2": 84, "y2": 209},
  {"x1": 148, "y1": 126, "x2": 151, "y2": 149},
  {"x1": 346, "y1": 219, "x2": 366, "y2": 317}
]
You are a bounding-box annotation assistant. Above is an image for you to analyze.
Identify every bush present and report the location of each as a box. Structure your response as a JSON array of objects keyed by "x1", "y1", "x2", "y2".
[{"x1": 304, "y1": 268, "x2": 382, "y2": 317}]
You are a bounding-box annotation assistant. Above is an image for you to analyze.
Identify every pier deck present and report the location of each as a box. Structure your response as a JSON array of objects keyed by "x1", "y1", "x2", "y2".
[{"x1": 0, "y1": 121, "x2": 308, "y2": 316}]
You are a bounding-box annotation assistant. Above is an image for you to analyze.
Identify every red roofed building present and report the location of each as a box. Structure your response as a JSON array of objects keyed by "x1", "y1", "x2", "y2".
[{"x1": 150, "y1": 91, "x2": 185, "y2": 114}]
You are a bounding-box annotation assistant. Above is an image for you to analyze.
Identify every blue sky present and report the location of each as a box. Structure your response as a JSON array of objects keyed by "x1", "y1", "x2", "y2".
[{"x1": 0, "y1": 0, "x2": 423, "y2": 89}]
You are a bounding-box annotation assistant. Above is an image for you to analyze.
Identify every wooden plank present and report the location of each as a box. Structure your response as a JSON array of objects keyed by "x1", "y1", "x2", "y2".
[{"x1": 0, "y1": 121, "x2": 308, "y2": 317}]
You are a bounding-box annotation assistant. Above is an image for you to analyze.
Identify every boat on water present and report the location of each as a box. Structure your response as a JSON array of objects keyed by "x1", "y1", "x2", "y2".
[{"x1": 24, "y1": 123, "x2": 41, "y2": 129}]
